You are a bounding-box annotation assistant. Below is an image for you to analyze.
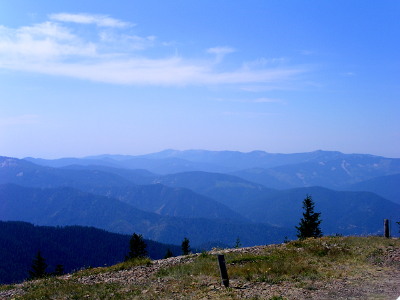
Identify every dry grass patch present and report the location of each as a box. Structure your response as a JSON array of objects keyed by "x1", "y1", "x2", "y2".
[
  {"x1": 155, "y1": 236, "x2": 399, "y2": 288},
  {"x1": 0, "y1": 285, "x2": 14, "y2": 292},
  {"x1": 4, "y1": 236, "x2": 400, "y2": 299},
  {"x1": 72, "y1": 257, "x2": 152, "y2": 278},
  {"x1": 221, "y1": 236, "x2": 353, "y2": 284},
  {"x1": 14, "y1": 278, "x2": 141, "y2": 300}
]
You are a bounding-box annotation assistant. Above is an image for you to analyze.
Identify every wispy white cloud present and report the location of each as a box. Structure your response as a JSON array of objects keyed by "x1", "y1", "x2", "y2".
[
  {"x1": 19, "y1": 22, "x2": 75, "y2": 40},
  {"x1": 207, "y1": 46, "x2": 235, "y2": 54},
  {"x1": 98, "y1": 30, "x2": 156, "y2": 51},
  {"x1": 0, "y1": 14, "x2": 308, "y2": 87},
  {"x1": 243, "y1": 57, "x2": 287, "y2": 69},
  {"x1": 1, "y1": 57, "x2": 303, "y2": 86},
  {"x1": 49, "y1": 13, "x2": 132, "y2": 28},
  {"x1": 0, "y1": 22, "x2": 96, "y2": 60},
  {"x1": 207, "y1": 46, "x2": 235, "y2": 63}
]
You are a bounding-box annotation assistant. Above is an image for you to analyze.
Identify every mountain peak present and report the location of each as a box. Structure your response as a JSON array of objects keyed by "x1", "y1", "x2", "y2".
[{"x1": 0, "y1": 157, "x2": 24, "y2": 168}]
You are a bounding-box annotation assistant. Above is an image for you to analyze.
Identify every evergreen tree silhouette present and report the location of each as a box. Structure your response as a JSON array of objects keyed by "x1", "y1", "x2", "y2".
[
  {"x1": 54, "y1": 264, "x2": 64, "y2": 276},
  {"x1": 181, "y1": 237, "x2": 190, "y2": 255},
  {"x1": 296, "y1": 195, "x2": 322, "y2": 239},
  {"x1": 164, "y1": 248, "x2": 174, "y2": 259},
  {"x1": 126, "y1": 233, "x2": 147, "y2": 260},
  {"x1": 234, "y1": 237, "x2": 242, "y2": 248},
  {"x1": 28, "y1": 250, "x2": 48, "y2": 280}
]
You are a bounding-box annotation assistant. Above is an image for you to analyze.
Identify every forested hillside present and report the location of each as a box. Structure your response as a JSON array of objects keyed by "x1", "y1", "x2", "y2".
[
  {"x1": 0, "y1": 221, "x2": 180, "y2": 284},
  {"x1": 0, "y1": 184, "x2": 290, "y2": 246}
]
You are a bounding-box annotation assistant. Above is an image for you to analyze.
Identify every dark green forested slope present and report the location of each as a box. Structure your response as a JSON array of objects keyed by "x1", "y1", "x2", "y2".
[{"x1": 0, "y1": 221, "x2": 180, "y2": 284}]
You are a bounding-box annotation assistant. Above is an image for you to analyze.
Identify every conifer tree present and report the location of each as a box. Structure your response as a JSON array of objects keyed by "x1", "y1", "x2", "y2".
[
  {"x1": 181, "y1": 237, "x2": 190, "y2": 255},
  {"x1": 296, "y1": 195, "x2": 322, "y2": 239},
  {"x1": 234, "y1": 237, "x2": 242, "y2": 248},
  {"x1": 164, "y1": 248, "x2": 174, "y2": 259},
  {"x1": 126, "y1": 233, "x2": 147, "y2": 260},
  {"x1": 28, "y1": 250, "x2": 48, "y2": 280},
  {"x1": 54, "y1": 264, "x2": 64, "y2": 276}
]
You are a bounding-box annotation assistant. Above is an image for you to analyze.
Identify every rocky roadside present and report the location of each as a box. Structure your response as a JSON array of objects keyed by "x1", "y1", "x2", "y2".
[{"x1": 1, "y1": 243, "x2": 399, "y2": 299}]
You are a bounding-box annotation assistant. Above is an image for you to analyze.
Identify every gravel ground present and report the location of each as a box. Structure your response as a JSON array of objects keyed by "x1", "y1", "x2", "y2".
[{"x1": 1, "y1": 243, "x2": 399, "y2": 299}]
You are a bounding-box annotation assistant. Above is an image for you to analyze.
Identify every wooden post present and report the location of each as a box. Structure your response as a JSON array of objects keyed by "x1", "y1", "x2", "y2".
[
  {"x1": 384, "y1": 219, "x2": 390, "y2": 238},
  {"x1": 217, "y1": 254, "x2": 229, "y2": 287}
]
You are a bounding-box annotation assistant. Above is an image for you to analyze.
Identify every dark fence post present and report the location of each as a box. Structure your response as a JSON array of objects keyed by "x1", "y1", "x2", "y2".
[
  {"x1": 384, "y1": 219, "x2": 390, "y2": 238},
  {"x1": 217, "y1": 254, "x2": 229, "y2": 287}
]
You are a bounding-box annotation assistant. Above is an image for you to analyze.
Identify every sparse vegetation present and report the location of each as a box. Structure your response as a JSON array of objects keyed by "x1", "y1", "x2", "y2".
[
  {"x1": 17, "y1": 279, "x2": 141, "y2": 300},
  {"x1": 2, "y1": 236, "x2": 400, "y2": 299},
  {"x1": 72, "y1": 257, "x2": 152, "y2": 278},
  {"x1": 0, "y1": 285, "x2": 14, "y2": 292}
]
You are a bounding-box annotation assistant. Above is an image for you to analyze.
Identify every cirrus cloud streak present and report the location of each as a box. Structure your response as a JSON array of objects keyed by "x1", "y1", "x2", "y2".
[
  {"x1": 0, "y1": 13, "x2": 308, "y2": 87},
  {"x1": 49, "y1": 13, "x2": 133, "y2": 28}
]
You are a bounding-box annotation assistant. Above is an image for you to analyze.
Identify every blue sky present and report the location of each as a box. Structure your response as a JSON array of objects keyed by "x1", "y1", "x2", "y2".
[{"x1": 1, "y1": 0, "x2": 399, "y2": 158}]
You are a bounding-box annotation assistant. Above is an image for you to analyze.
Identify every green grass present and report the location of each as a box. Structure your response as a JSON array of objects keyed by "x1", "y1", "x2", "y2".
[
  {"x1": 5, "y1": 236, "x2": 400, "y2": 299},
  {"x1": 156, "y1": 236, "x2": 398, "y2": 286},
  {"x1": 0, "y1": 284, "x2": 14, "y2": 292},
  {"x1": 156, "y1": 236, "x2": 354, "y2": 284},
  {"x1": 15, "y1": 278, "x2": 141, "y2": 300},
  {"x1": 156, "y1": 252, "x2": 219, "y2": 279},
  {"x1": 72, "y1": 257, "x2": 152, "y2": 277}
]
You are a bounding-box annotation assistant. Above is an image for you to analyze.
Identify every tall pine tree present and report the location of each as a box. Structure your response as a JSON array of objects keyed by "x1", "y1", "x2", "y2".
[
  {"x1": 53, "y1": 264, "x2": 64, "y2": 276},
  {"x1": 28, "y1": 250, "x2": 48, "y2": 280},
  {"x1": 181, "y1": 237, "x2": 190, "y2": 255},
  {"x1": 164, "y1": 248, "x2": 174, "y2": 259},
  {"x1": 126, "y1": 233, "x2": 147, "y2": 260},
  {"x1": 296, "y1": 195, "x2": 322, "y2": 239}
]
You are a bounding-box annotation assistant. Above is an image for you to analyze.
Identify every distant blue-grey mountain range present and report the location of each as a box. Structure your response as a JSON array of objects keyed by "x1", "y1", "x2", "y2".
[
  {"x1": 1, "y1": 149, "x2": 399, "y2": 249},
  {"x1": 25, "y1": 149, "x2": 400, "y2": 188}
]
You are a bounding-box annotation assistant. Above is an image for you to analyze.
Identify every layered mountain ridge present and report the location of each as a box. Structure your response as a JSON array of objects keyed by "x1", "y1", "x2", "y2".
[{"x1": 1, "y1": 150, "x2": 398, "y2": 245}]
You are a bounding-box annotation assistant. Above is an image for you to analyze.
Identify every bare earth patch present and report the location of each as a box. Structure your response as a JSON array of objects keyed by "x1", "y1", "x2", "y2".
[{"x1": 1, "y1": 237, "x2": 399, "y2": 299}]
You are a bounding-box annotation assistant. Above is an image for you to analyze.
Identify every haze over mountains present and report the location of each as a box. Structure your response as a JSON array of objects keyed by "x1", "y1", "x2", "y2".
[
  {"x1": 2, "y1": 149, "x2": 400, "y2": 248},
  {"x1": 25, "y1": 150, "x2": 400, "y2": 191}
]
